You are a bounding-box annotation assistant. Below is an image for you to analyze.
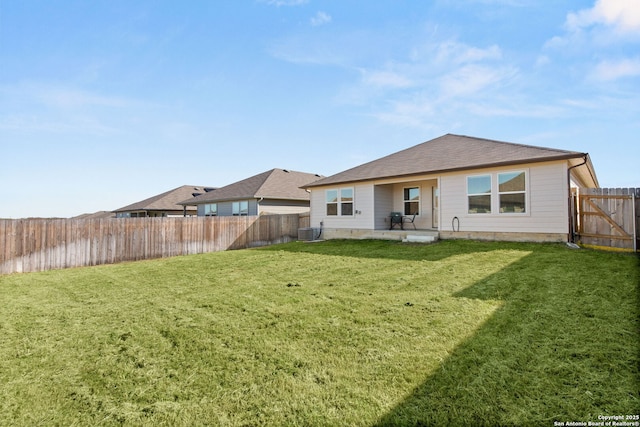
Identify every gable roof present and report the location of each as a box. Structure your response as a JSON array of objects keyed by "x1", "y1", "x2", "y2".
[
  {"x1": 181, "y1": 169, "x2": 323, "y2": 205},
  {"x1": 73, "y1": 211, "x2": 116, "y2": 220},
  {"x1": 114, "y1": 185, "x2": 215, "y2": 213},
  {"x1": 304, "y1": 133, "x2": 594, "y2": 188}
]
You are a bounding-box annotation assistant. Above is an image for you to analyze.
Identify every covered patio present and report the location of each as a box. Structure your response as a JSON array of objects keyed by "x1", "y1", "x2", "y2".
[
  {"x1": 321, "y1": 228, "x2": 440, "y2": 242},
  {"x1": 373, "y1": 178, "x2": 439, "y2": 231}
]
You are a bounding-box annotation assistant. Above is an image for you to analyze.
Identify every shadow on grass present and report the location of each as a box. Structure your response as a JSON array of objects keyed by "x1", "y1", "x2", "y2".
[
  {"x1": 374, "y1": 247, "x2": 640, "y2": 426},
  {"x1": 262, "y1": 239, "x2": 547, "y2": 262}
]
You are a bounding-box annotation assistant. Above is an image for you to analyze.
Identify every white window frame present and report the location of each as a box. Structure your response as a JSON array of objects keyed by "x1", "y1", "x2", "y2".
[
  {"x1": 232, "y1": 200, "x2": 249, "y2": 216},
  {"x1": 204, "y1": 203, "x2": 218, "y2": 216},
  {"x1": 326, "y1": 189, "x2": 338, "y2": 216},
  {"x1": 467, "y1": 174, "x2": 492, "y2": 214},
  {"x1": 325, "y1": 188, "x2": 354, "y2": 217},
  {"x1": 498, "y1": 170, "x2": 527, "y2": 214},
  {"x1": 340, "y1": 188, "x2": 354, "y2": 216}
]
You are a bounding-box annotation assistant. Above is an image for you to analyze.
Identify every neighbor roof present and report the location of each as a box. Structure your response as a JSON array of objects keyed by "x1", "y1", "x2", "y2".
[
  {"x1": 304, "y1": 133, "x2": 593, "y2": 188},
  {"x1": 181, "y1": 169, "x2": 323, "y2": 205},
  {"x1": 73, "y1": 211, "x2": 116, "y2": 220},
  {"x1": 114, "y1": 185, "x2": 215, "y2": 213}
]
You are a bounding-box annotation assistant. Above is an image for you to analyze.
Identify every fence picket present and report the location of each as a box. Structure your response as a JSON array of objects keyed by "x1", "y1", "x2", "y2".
[
  {"x1": 0, "y1": 214, "x2": 304, "y2": 275},
  {"x1": 578, "y1": 187, "x2": 639, "y2": 251}
]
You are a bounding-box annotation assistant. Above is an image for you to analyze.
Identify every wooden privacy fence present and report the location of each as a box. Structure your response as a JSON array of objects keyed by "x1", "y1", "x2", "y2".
[
  {"x1": 576, "y1": 188, "x2": 639, "y2": 251},
  {"x1": 0, "y1": 214, "x2": 310, "y2": 275}
]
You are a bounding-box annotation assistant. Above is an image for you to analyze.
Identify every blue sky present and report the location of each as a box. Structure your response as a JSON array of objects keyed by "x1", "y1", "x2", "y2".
[{"x1": 1, "y1": 0, "x2": 639, "y2": 218}]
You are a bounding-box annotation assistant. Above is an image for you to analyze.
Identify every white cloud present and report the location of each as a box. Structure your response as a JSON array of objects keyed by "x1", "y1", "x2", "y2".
[
  {"x1": 0, "y1": 82, "x2": 139, "y2": 110},
  {"x1": 272, "y1": 27, "x2": 526, "y2": 128},
  {"x1": 2, "y1": 82, "x2": 156, "y2": 110},
  {"x1": 544, "y1": 1, "x2": 640, "y2": 84},
  {"x1": 466, "y1": 102, "x2": 564, "y2": 118},
  {"x1": 268, "y1": 30, "x2": 372, "y2": 66},
  {"x1": 347, "y1": 39, "x2": 520, "y2": 128},
  {"x1": 434, "y1": 41, "x2": 502, "y2": 65},
  {"x1": 372, "y1": 98, "x2": 437, "y2": 129},
  {"x1": 560, "y1": 98, "x2": 599, "y2": 109},
  {"x1": 546, "y1": 0, "x2": 640, "y2": 51},
  {"x1": 269, "y1": 42, "x2": 345, "y2": 66},
  {"x1": 439, "y1": 64, "x2": 517, "y2": 98},
  {"x1": 259, "y1": 0, "x2": 308, "y2": 6},
  {"x1": 366, "y1": 64, "x2": 521, "y2": 128},
  {"x1": 0, "y1": 114, "x2": 120, "y2": 135},
  {"x1": 361, "y1": 70, "x2": 413, "y2": 88},
  {"x1": 590, "y1": 57, "x2": 640, "y2": 80},
  {"x1": 0, "y1": 82, "x2": 159, "y2": 136},
  {"x1": 310, "y1": 11, "x2": 332, "y2": 27},
  {"x1": 535, "y1": 55, "x2": 550, "y2": 67},
  {"x1": 37, "y1": 87, "x2": 132, "y2": 109},
  {"x1": 467, "y1": 0, "x2": 533, "y2": 5},
  {"x1": 542, "y1": 35, "x2": 569, "y2": 50},
  {"x1": 566, "y1": 0, "x2": 640, "y2": 34}
]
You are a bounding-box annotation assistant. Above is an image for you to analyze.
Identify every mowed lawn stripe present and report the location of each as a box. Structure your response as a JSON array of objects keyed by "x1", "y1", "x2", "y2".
[{"x1": 0, "y1": 240, "x2": 637, "y2": 426}]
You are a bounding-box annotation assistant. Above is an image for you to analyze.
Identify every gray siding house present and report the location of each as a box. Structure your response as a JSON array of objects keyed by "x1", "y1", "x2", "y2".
[
  {"x1": 113, "y1": 185, "x2": 215, "y2": 218},
  {"x1": 181, "y1": 169, "x2": 323, "y2": 216}
]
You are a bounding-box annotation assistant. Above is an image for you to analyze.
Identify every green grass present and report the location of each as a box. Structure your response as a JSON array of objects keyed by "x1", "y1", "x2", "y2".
[{"x1": 0, "y1": 240, "x2": 637, "y2": 426}]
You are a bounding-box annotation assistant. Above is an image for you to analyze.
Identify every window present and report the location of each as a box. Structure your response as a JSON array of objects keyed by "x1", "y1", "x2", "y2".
[
  {"x1": 499, "y1": 171, "x2": 526, "y2": 213},
  {"x1": 340, "y1": 188, "x2": 353, "y2": 216},
  {"x1": 326, "y1": 188, "x2": 354, "y2": 216},
  {"x1": 232, "y1": 201, "x2": 249, "y2": 216},
  {"x1": 468, "y1": 175, "x2": 492, "y2": 214},
  {"x1": 326, "y1": 190, "x2": 338, "y2": 215},
  {"x1": 403, "y1": 187, "x2": 420, "y2": 215},
  {"x1": 204, "y1": 203, "x2": 217, "y2": 216}
]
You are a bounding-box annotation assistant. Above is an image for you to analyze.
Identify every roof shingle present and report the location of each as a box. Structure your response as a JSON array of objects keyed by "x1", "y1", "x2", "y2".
[
  {"x1": 304, "y1": 134, "x2": 587, "y2": 188},
  {"x1": 114, "y1": 185, "x2": 214, "y2": 213},
  {"x1": 182, "y1": 169, "x2": 323, "y2": 205}
]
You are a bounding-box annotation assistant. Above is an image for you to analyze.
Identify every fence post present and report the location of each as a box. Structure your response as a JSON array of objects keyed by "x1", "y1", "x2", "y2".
[{"x1": 633, "y1": 192, "x2": 637, "y2": 252}]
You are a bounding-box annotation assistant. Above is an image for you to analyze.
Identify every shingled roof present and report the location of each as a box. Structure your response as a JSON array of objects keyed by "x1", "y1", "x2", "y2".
[
  {"x1": 181, "y1": 169, "x2": 323, "y2": 205},
  {"x1": 73, "y1": 211, "x2": 116, "y2": 220},
  {"x1": 114, "y1": 185, "x2": 215, "y2": 213},
  {"x1": 304, "y1": 134, "x2": 591, "y2": 188}
]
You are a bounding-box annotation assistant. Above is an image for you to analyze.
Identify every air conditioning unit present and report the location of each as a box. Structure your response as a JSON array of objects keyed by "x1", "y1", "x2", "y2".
[{"x1": 298, "y1": 227, "x2": 316, "y2": 241}]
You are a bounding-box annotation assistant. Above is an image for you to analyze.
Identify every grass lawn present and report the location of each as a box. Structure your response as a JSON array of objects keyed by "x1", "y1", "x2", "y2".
[{"x1": 0, "y1": 239, "x2": 638, "y2": 426}]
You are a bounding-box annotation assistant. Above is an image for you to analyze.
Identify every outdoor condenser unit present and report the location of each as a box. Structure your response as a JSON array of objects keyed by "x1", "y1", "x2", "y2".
[{"x1": 297, "y1": 227, "x2": 318, "y2": 241}]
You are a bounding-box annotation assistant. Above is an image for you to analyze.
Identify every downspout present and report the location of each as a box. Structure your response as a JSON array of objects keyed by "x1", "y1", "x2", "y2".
[{"x1": 567, "y1": 154, "x2": 588, "y2": 243}]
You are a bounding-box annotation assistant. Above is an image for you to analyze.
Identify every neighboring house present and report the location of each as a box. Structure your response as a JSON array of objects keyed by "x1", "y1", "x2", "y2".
[
  {"x1": 73, "y1": 211, "x2": 116, "y2": 220},
  {"x1": 181, "y1": 169, "x2": 323, "y2": 216},
  {"x1": 302, "y1": 134, "x2": 599, "y2": 242},
  {"x1": 114, "y1": 185, "x2": 216, "y2": 218}
]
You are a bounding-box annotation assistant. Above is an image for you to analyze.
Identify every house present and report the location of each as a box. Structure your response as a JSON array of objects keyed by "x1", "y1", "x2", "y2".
[
  {"x1": 72, "y1": 211, "x2": 116, "y2": 220},
  {"x1": 113, "y1": 185, "x2": 215, "y2": 218},
  {"x1": 180, "y1": 168, "x2": 323, "y2": 216},
  {"x1": 302, "y1": 134, "x2": 599, "y2": 242}
]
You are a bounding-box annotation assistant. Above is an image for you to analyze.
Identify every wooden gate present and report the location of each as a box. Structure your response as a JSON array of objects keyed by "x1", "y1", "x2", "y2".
[{"x1": 575, "y1": 188, "x2": 639, "y2": 251}]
